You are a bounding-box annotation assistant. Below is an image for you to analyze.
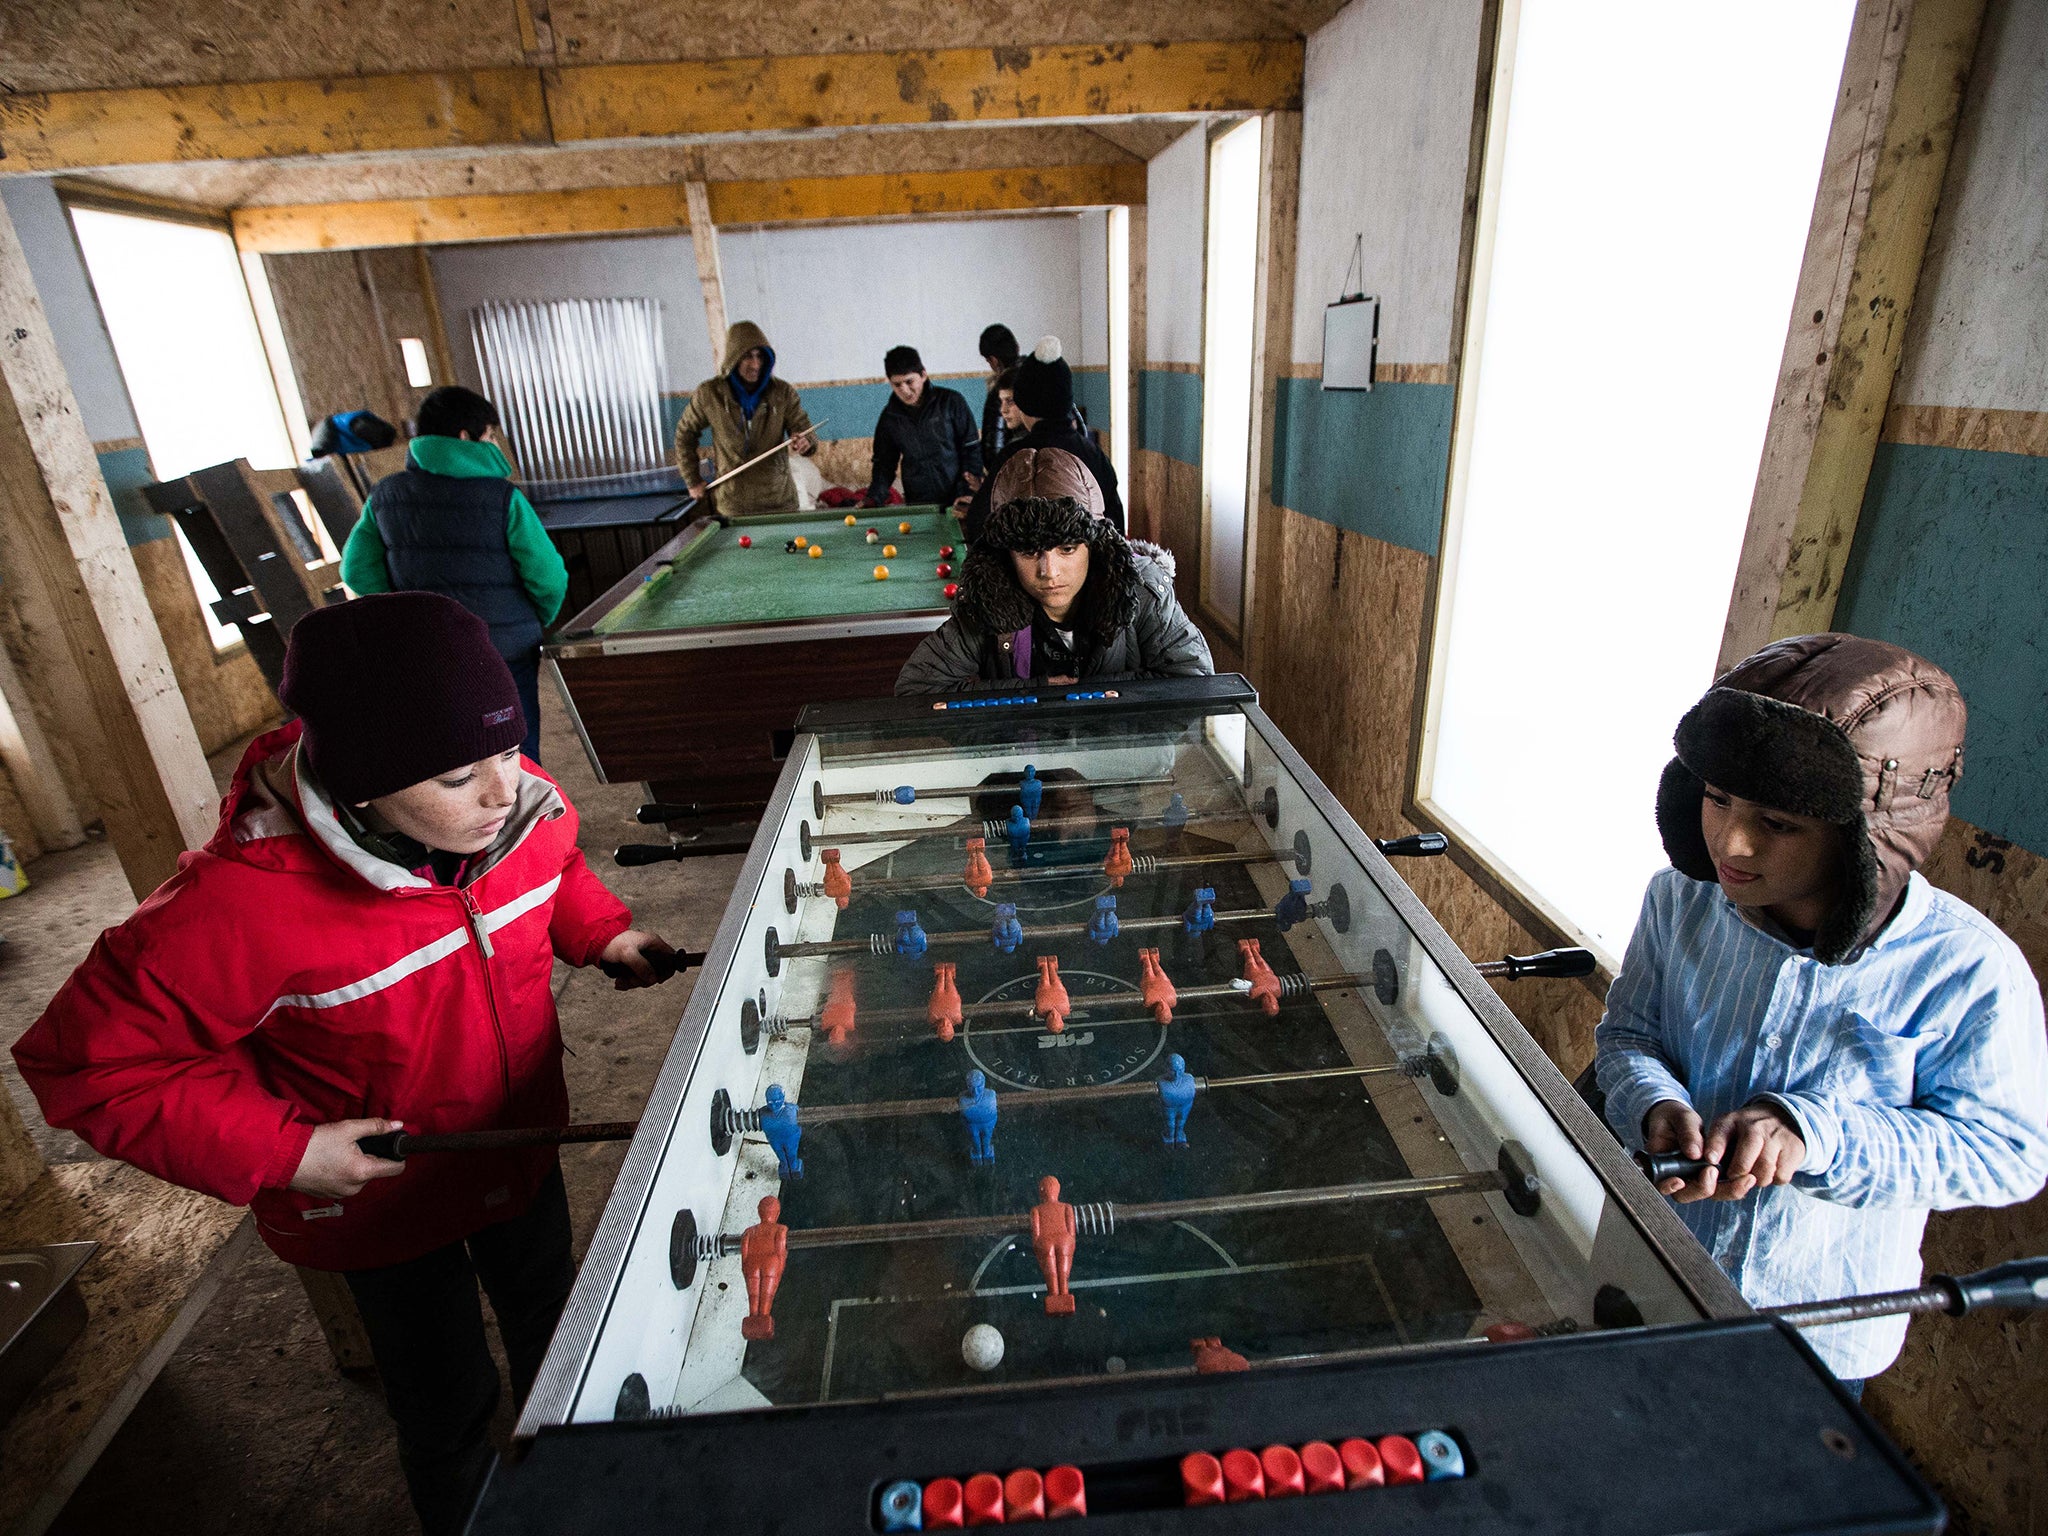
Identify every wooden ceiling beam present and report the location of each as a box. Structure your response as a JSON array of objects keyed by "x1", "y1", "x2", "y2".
[
  {"x1": 230, "y1": 163, "x2": 1149, "y2": 252},
  {"x1": 0, "y1": 42, "x2": 1300, "y2": 175}
]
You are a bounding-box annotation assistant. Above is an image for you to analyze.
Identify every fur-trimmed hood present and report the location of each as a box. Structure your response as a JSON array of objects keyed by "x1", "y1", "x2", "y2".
[{"x1": 1655, "y1": 633, "x2": 1965, "y2": 964}]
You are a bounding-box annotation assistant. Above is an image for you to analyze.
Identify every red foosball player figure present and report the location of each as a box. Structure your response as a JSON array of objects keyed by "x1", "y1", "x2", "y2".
[
  {"x1": 1034, "y1": 955, "x2": 1070, "y2": 1033},
  {"x1": 1139, "y1": 948, "x2": 1177, "y2": 1024},
  {"x1": 928, "y1": 961, "x2": 963, "y2": 1042},
  {"x1": 820, "y1": 970, "x2": 857, "y2": 1044},
  {"x1": 740, "y1": 1195, "x2": 788, "y2": 1341},
  {"x1": 961, "y1": 837, "x2": 994, "y2": 899},
  {"x1": 1102, "y1": 828, "x2": 1134, "y2": 888},
  {"x1": 820, "y1": 848, "x2": 852, "y2": 909},
  {"x1": 1238, "y1": 938, "x2": 1282, "y2": 1017},
  {"x1": 1190, "y1": 1336, "x2": 1249, "y2": 1373},
  {"x1": 1031, "y1": 1175, "x2": 1078, "y2": 1315}
]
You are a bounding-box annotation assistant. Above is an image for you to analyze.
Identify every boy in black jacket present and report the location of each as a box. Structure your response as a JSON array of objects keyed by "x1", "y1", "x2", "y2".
[{"x1": 866, "y1": 345, "x2": 983, "y2": 508}]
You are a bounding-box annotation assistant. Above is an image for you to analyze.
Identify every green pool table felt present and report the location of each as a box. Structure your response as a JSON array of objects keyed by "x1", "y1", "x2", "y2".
[{"x1": 594, "y1": 506, "x2": 957, "y2": 633}]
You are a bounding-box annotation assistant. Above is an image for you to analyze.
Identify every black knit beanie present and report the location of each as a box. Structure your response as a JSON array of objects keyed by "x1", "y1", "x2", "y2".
[
  {"x1": 279, "y1": 592, "x2": 526, "y2": 806},
  {"x1": 1013, "y1": 335, "x2": 1074, "y2": 420},
  {"x1": 884, "y1": 345, "x2": 925, "y2": 378}
]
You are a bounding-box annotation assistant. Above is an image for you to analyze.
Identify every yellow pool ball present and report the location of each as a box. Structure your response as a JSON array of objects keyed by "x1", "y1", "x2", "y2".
[
  {"x1": 873, "y1": 564, "x2": 890, "y2": 580},
  {"x1": 898, "y1": 521, "x2": 912, "y2": 534},
  {"x1": 882, "y1": 543, "x2": 898, "y2": 557},
  {"x1": 843, "y1": 514, "x2": 857, "y2": 525},
  {"x1": 808, "y1": 545, "x2": 823, "y2": 558},
  {"x1": 793, "y1": 535, "x2": 808, "y2": 548}
]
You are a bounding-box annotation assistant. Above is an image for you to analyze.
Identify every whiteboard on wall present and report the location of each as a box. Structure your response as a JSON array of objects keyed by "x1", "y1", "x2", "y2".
[{"x1": 1322, "y1": 296, "x2": 1379, "y2": 390}]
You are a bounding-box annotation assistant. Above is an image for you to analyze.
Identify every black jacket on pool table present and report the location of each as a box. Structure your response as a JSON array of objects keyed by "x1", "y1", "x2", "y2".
[{"x1": 868, "y1": 384, "x2": 983, "y2": 507}]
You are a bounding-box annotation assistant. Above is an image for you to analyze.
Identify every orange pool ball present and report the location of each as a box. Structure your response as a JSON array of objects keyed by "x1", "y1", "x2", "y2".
[
  {"x1": 882, "y1": 544, "x2": 898, "y2": 557},
  {"x1": 898, "y1": 520, "x2": 912, "y2": 533},
  {"x1": 843, "y1": 514, "x2": 857, "y2": 525},
  {"x1": 793, "y1": 535, "x2": 808, "y2": 548},
  {"x1": 808, "y1": 545, "x2": 823, "y2": 558},
  {"x1": 873, "y1": 564, "x2": 890, "y2": 580}
]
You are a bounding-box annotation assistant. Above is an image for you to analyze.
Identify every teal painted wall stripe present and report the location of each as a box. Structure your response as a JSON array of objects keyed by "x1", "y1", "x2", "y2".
[
  {"x1": 1836, "y1": 440, "x2": 2048, "y2": 858},
  {"x1": 664, "y1": 376, "x2": 991, "y2": 450},
  {"x1": 1140, "y1": 368, "x2": 1203, "y2": 466},
  {"x1": 97, "y1": 445, "x2": 171, "y2": 547},
  {"x1": 1270, "y1": 377, "x2": 1451, "y2": 558},
  {"x1": 1073, "y1": 368, "x2": 1112, "y2": 433}
]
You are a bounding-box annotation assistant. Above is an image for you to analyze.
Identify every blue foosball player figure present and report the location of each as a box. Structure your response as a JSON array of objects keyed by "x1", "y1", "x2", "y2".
[
  {"x1": 1163, "y1": 792, "x2": 1189, "y2": 830},
  {"x1": 1183, "y1": 887, "x2": 1216, "y2": 936},
  {"x1": 761, "y1": 1083, "x2": 803, "y2": 1179},
  {"x1": 1158, "y1": 1054, "x2": 1197, "y2": 1146},
  {"x1": 991, "y1": 903, "x2": 1023, "y2": 955},
  {"x1": 1273, "y1": 877, "x2": 1313, "y2": 931},
  {"x1": 895, "y1": 910, "x2": 927, "y2": 958},
  {"x1": 1018, "y1": 765, "x2": 1044, "y2": 819},
  {"x1": 960, "y1": 1069, "x2": 999, "y2": 1164},
  {"x1": 1088, "y1": 894, "x2": 1119, "y2": 946},
  {"x1": 1005, "y1": 805, "x2": 1032, "y2": 861}
]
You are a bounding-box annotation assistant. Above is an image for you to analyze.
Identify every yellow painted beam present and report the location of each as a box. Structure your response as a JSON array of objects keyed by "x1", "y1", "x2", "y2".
[
  {"x1": 0, "y1": 70, "x2": 550, "y2": 172},
  {"x1": 232, "y1": 164, "x2": 1148, "y2": 253},
  {"x1": 546, "y1": 41, "x2": 1303, "y2": 141}
]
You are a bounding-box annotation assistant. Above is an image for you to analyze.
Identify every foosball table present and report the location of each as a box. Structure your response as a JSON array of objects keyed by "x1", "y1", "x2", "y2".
[{"x1": 475, "y1": 676, "x2": 1959, "y2": 1533}]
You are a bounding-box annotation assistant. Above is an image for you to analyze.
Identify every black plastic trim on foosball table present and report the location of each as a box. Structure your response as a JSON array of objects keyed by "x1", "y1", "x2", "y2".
[
  {"x1": 467, "y1": 1319, "x2": 1939, "y2": 1535},
  {"x1": 796, "y1": 673, "x2": 1261, "y2": 731}
]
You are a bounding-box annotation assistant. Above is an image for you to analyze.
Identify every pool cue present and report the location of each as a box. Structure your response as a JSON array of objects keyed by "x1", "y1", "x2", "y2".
[{"x1": 699, "y1": 417, "x2": 831, "y2": 495}]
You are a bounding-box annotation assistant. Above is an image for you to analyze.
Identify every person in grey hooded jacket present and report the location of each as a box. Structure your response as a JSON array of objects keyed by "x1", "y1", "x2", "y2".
[{"x1": 895, "y1": 449, "x2": 1211, "y2": 694}]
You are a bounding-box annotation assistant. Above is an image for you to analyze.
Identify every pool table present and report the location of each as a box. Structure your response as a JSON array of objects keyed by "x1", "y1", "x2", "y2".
[{"x1": 545, "y1": 504, "x2": 958, "y2": 806}]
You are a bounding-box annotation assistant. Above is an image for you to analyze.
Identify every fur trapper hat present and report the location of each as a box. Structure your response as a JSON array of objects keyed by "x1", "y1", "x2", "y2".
[
  {"x1": 957, "y1": 495, "x2": 1137, "y2": 645},
  {"x1": 990, "y1": 446, "x2": 1105, "y2": 520},
  {"x1": 1655, "y1": 633, "x2": 1965, "y2": 964}
]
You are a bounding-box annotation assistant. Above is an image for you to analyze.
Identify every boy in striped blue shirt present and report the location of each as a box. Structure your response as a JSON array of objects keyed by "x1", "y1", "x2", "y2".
[{"x1": 1597, "y1": 635, "x2": 2048, "y2": 1386}]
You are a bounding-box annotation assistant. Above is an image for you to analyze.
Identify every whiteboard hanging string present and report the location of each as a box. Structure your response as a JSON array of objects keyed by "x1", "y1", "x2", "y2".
[{"x1": 1340, "y1": 233, "x2": 1366, "y2": 303}]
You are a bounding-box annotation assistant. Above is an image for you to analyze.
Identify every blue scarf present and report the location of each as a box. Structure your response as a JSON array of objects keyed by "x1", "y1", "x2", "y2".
[{"x1": 729, "y1": 350, "x2": 775, "y2": 422}]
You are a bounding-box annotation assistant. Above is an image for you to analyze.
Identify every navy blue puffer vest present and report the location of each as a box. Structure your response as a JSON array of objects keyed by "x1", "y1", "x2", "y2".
[{"x1": 368, "y1": 467, "x2": 539, "y2": 660}]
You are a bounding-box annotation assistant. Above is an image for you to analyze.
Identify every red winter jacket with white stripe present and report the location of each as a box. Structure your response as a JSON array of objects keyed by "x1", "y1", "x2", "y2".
[{"x1": 12, "y1": 722, "x2": 633, "y2": 1271}]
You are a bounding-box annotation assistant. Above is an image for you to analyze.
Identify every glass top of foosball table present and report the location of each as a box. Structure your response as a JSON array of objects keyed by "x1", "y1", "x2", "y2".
[{"x1": 545, "y1": 683, "x2": 1723, "y2": 1427}]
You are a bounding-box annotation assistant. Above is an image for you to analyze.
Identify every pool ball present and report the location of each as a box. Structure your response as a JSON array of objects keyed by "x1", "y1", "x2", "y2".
[
  {"x1": 793, "y1": 535, "x2": 808, "y2": 548},
  {"x1": 737, "y1": 534, "x2": 752, "y2": 548},
  {"x1": 940, "y1": 544, "x2": 955, "y2": 558},
  {"x1": 944, "y1": 582, "x2": 959, "y2": 598},
  {"x1": 883, "y1": 544, "x2": 897, "y2": 557},
  {"x1": 936, "y1": 562, "x2": 952, "y2": 577},
  {"x1": 808, "y1": 545, "x2": 823, "y2": 559},
  {"x1": 898, "y1": 521, "x2": 912, "y2": 534},
  {"x1": 873, "y1": 565, "x2": 890, "y2": 580},
  {"x1": 844, "y1": 514, "x2": 857, "y2": 525},
  {"x1": 866, "y1": 529, "x2": 880, "y2": 544},
  {"x1": 783, "y1": 539, "x2": 800, "y2": 553}
]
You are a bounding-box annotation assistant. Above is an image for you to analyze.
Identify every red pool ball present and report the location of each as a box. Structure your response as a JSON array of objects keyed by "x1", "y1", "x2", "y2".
[
  {"x1": 943, "y1": 582, "x2": 959, "y2": 599},
  {"x1": 737, "y1": 535, "x2": 752, "y2": 548},
  {"x1": 940, "y1": 544, "x2": 956, "y2": 558},
  {"x1": 936, "y1": 562, "x2": 953, "y2": 577}
]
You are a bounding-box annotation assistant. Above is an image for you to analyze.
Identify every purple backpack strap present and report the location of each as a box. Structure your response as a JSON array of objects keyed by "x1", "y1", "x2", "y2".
[{"x1": 1011, "y1": 626, "x2": 1032, "y2": 679}]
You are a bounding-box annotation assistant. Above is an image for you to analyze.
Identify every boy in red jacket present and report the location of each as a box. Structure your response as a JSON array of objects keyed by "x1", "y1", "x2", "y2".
[{"x1": 14, "y1": 592, "x2": 674, "y2": 1535}]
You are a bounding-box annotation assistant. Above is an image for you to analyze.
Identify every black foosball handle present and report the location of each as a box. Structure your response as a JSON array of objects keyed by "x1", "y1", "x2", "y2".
[
  {"x1": 1944, "y1": 1257, "x2": 2048, "y2": 1314},
  {"x1": 1635, "y1": 1151, "x2": 1722, "y2": 1183},
  {"x1": 615, "y1": 841, "x2": 750, "y2": 865},
  {"x1": 636, "y1": 800, "x2": 770, "y2": 824},
  {"x1": 598, "y1": 948, "x2": 704, "y2": 983},
  {"x1": 1476, "y1": 948, "x2": 1597, "y2": 981},
  {"x1": 1375, "y1": 832, "x2": 1449, "y2": 858}
]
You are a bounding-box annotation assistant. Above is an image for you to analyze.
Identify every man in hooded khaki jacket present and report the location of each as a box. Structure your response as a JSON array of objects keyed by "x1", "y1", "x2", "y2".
[{"x1": 674, "y1": 320, "x2": 817, "y2": 516}]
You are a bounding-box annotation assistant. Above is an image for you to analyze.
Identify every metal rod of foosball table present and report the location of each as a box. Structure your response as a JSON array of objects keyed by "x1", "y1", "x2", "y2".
[
  {"x1": 818, "y1": 774, "x2": 1177, "y2": 811},
  {"x1": 811, "y1": 808, "x2": 1238, "y2": 849},
  {"x1": 793, "y1": 846, "x2": 1299, "y2": 901},
  {"x1": 1765, "y1": 1259, "x2": 2048, "y2": 1328},
  {"x1": 781, "y1": 972, "x2": 1352, "y2": 1033},
  {"x1": 738, "y1": 1169, "x2": 1508, "y2": 1252},
  {"x1": 776, "y1": 907, "x2": 1271, "y2": 960}
]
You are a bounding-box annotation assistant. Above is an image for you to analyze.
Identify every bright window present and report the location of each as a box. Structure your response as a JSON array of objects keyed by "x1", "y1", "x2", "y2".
[
  {"x1": 1417, "y1": 0, "x2": 1856, "y2": 963},
  {"x1": 69, "y1": 205, "x2": 302, "y2": 649},
  {"x1": 1199, "y1": 116, "x2": 1262, "y2": 635}
]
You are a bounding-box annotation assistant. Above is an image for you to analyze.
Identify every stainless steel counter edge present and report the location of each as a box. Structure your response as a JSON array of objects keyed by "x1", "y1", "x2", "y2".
[
  {"x1": 1239, "y1": 702, "x2": 1749, "y2": 1321},
  {"x1": 516, "y1": 736, "x2": 814, "y2": 1436}
]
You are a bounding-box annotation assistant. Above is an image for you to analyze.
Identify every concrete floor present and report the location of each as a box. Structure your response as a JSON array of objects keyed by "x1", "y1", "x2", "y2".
[{"x1": 0, "y1": 691, "x2": 745, "y2": 1535}]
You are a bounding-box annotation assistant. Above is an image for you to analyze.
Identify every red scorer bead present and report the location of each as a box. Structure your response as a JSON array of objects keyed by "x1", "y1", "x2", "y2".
[
  {"x1": 1300, "y1": 1441, "x2": 1345, "y2": 1495},
  {"x1": 944, "y1": 582, "x2": 960, "y2": 599},
  {"x1": 1239, "y1": 937, "x2": 1282, "y2": 1016},
  {"x1": 962, "y1": 836, "x2": 993, "y2": 898},
  {"x1": 1180, "y1": 1453, "x2": 1225, "y2": 1507},
  {"x1": 1139, "y1": 948, "x2": 1177, "y2": 1025},
  {"x1": 1101, "y1": 827, "x2": 1134, "y2": 887},
  {"x1": 1484, "y1": 1320, "x2": 1541, "y2": 1342},
  {"x1": 820, "y1": 970, "x2": 857, "y2": 1044},
  {"x1": 1220, "y1": 1448, "x2": 1266, "y2": 1502},
  {"x1": 963, "y1": 1472, "x2": 1006, "y2": 1525},
  {"x1": 927, "y1": 961, "x2": 963, "y2": 1042},
  {"x1": 1034, "y1": 955, "x2": 1070, "y2": 1033},
  {"x1": 923, "y1": 1478, "x2": 965, "y2": 1528},
  {"x1": 937, "y1": 562, "x2": 954, "y2": 578},
  {"x1": 1338, "y1": 1438, "x2": 1385, "y2": 1489},
  {"x1": 1260, "y1": 1446, "x2": 1305, "y2": 1499},
  {"x1": 1003, "y1": 1468, "x2": 1045, "y2": 1523},
  {"x1": 820, "y1": 848, "x2": 852, "y2": 908},
  {"x1": 1044, "y1": 1466, "x2": 1086, "y2": 1520},
  {"x1": 1378, "y1": 1435, "x2": 1426, "y2": 1486}
]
